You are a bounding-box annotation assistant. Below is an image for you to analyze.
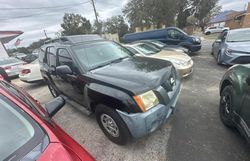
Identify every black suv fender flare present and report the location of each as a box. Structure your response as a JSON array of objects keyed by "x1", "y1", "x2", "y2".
[
  {"x1": 85, "y1": 83, "x2": 140, "y2": 113},
  {"x1": 220, "y1": 74, "x2": 244, "y2": 114}
]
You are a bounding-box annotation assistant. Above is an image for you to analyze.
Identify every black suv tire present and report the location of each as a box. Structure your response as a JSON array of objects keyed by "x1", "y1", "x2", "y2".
[
  {"x1": 219, "y1": 85, "x2": 234, "y2": 127},
  {"x1": 95, "y1": 104, "x2": 131, "y2": 145}
]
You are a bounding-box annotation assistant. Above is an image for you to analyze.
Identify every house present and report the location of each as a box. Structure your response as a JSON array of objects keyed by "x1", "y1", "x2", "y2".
[
  {"x1": 209, "y1": 2, "x2": 250, "y2": 29},
  {"x1": 0, "y1": 31, "x2": 23, "y2": 58}
]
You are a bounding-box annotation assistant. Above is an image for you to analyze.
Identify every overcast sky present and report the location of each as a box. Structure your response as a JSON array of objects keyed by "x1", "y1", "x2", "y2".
[{"x1": 0, "y1": 0, "x2": 249, "y2": 49}]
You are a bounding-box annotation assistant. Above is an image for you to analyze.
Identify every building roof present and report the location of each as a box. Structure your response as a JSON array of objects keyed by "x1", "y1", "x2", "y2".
[
  {"x1": 0, "y1": 31, "x2": 23, "y2": 44},
  {"x1": 235, "y1": 11, "x2": 247, "y2": 19},
  {"x1": 210, "y1": 10, "x2": 238, "y2": 24}
]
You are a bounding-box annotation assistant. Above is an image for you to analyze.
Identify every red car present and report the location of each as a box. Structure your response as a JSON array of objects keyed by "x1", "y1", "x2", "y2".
[{"x1": 0, "y1": 77, "x2": 95, "y2": 161}]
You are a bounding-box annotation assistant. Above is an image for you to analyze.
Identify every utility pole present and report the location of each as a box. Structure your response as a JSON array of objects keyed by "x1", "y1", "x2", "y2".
[
  {"x1": 43, "y1": 30, "x2": 48, "y2": 39},
  {"x1": 90, "y1": 0, "x2": 101, "y2": 34}
]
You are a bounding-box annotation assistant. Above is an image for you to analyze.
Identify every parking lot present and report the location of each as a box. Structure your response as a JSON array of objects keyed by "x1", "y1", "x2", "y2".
[{"x1": 12, "y1": 39, "x2": 250, "y2": 161}]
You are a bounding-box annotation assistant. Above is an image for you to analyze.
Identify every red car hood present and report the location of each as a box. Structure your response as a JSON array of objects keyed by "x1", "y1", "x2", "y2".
[{"x1": 39, "y1": 122, "x2": 95, "y2": 161}]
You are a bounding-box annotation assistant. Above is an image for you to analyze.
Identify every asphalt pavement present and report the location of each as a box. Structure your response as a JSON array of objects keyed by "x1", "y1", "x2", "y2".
[{"x1": 12, "y1": 40, "x2": 250, "y2": 161}]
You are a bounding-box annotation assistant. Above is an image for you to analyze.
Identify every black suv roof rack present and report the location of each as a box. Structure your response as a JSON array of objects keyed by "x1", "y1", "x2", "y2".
[{"x1": 44, "y1": 34, "x2": 103, "y2": 45}]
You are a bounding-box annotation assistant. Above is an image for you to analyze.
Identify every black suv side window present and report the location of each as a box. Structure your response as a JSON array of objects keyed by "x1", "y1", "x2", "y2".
[
  {"x1": 38, "y1": 48, "x2": 45, "y2": 63},
  {"x1": 57, "y1": 48, "x2": 74, "y2": 70},
  {"x1": 46, "y1": 47, "x2": 56, "y2": 67},
  {"x1": 168, "y1": 29, "x2": 183, "y2": 40}
]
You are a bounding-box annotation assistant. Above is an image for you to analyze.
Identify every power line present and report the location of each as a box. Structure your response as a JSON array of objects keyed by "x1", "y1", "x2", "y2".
[
  {"x1": 96, "y1": 1, "x2": 120, "y2": 7},
  {"x1": 0, "y1": 3, "x2": 92, "y2": 20},
  {"x1": 0, "y1": 1, "x2": 91, "y2": 10}
]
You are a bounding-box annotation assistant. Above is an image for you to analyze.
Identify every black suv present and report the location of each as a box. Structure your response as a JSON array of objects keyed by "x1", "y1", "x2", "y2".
[{"x1": 39, "y1": 35, "x2": 181, "y2": 145}]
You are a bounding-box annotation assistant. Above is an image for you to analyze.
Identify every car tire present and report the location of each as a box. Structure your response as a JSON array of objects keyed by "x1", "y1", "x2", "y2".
[
  {"x1": 217, "y1": 52, "x2": 222, "y2": 64},
  {"x1": 219, "y1": 85, "x2": 234, "y2": 127},
  {"x1": 47, "y1": 83, "x2": 59, "y2": 98},
  {"x1": 95, "y1": 104, "x2": 131, "y2": 145},
  {"x1": 206, "y1": 31, "x2": 211, "y2": 35}
]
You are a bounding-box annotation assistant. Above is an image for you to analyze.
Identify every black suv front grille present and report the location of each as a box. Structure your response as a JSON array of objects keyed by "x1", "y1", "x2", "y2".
[{"x1": 161, "y1": 68, "x2": 176, "y2": 92}]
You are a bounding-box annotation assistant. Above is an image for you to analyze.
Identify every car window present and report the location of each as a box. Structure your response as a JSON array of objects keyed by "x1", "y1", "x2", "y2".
[
  {"x1": 126, "y1": 46, "x2": 139, "y2": 54},
  {"x1": 30, "y1": 58, "x2": 39, "y2": 64},
  {"x1": 72, "y1": 41, "x2": 131, "y2": 70},
  {"x1": 46, "y1": 47, "x2": 57, "y2": 67},
  {"x1": 57, "y1": 48, "x2": 74, "y2": 70},
  {"x1": 38, "y1": 48, "x2": 45, "y2": 63},
  {"x1": 0, "y1": 81, "x2": 42, "y2": 116},
  {"x1": 167, "y1": 29, "x2": 183, "y2": 40},
  {"x1": 134, "y1": 44, "x2": 160, "y2": 55},
  {"x1": 0, "y1": 95, "x2": 46, "y2": 161},
  {"x1": 0, "y1": 58, "x2": 21, "y2": 65},
  {"x1": 151, "y1": 41, "x2": 165, "y2": 48}
]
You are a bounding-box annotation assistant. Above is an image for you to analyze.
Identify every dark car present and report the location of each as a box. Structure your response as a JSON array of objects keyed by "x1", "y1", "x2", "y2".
[
  {"x1": 0, "y1": 78, "x2": 95, "y2": 161},
  {"x1": 212, "y1": 28, "x2": 250, "y2": 65},
  {"x1": 123, "y1": 27, "x2": 201, "y2": 52},
  {"x1": 22, "y1": 54, "x2": 38, "y2": 63},
  {"x1": 132, "y1": 40, "x2": 190, "y2": 54},
  {"x1": 39, "y1": 35, "x2": 181, "y2": 145},
  {"x1": 219, "y1": 64, "x2": 250, "y2": 143}
]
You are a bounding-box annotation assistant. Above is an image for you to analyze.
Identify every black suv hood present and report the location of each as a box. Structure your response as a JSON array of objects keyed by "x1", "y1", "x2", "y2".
[{"x1": 88, "y1": 56, "x2": 174, "y2": 95}]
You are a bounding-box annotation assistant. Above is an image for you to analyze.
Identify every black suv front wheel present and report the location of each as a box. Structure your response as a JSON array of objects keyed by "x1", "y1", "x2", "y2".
[
  {"x1": 220, "y1": 85, "x2": 234, "y2": 127},
  {"x1": 95, "y1": 104, "x2": 131, "y2": 145}
]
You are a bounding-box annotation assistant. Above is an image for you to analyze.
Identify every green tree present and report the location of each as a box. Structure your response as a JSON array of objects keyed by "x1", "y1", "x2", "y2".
[
  {"x1": 61, "y1": 13, "x2": 92, "y2": 36},
  {"x1": 16, "y1": 47, "x2": 29, "y2": 54},
  {"x1": 145, "y1": 0, "x2": 178, "y2": 27},
  {"x1": 194, "y1": 1, "x2": 221, "y2": 31},
  {"x1": 177, "y1": 0, "x2": 220, "y2": 29},
  {"x1": 123, "y1": 0, "x2": 147, "y2": 31},
  {"x1": 27, "y1": 38, "x2": 51, "y2": 51},
  {"x1": 177, "y1": 0, "x2": 198, "y2": 29},
  {"x1": 104, "y1": 15, "x2": 129, "y2": 37},
  {"x1": 92, "y1": 20, "x2": 104, "y2": 34},
  {"x1": 123, "y1": 0, "x2": 179, "y2": 30}
]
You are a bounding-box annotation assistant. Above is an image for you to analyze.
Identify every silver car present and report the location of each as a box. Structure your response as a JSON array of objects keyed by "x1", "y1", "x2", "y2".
[
  {"x1": 0, "y1": 57, "x2": 25, "y2": 77},
  {"x1": 212, "y1": 28, "x2": 250, "y2": 65}
]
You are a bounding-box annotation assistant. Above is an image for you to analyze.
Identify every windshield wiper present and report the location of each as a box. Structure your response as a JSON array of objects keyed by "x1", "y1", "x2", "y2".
[
  {"x1": 89, "y1": 57, "x2": 129, "y2": 71},
  {"x1": 89, "y1": 63, "x2": 109, "y2": 71},
  {"x1": 110, "y1": 56, "x2": 129, "y2": 64}
]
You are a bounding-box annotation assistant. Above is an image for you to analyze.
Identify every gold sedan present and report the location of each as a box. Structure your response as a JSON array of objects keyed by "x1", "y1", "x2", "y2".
[{"x1": 124, "y1": 43, "x2": 193, "y2": 77}]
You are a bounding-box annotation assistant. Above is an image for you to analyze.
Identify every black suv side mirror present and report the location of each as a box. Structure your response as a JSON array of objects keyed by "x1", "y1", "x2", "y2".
[
  {"x1": 56, "y1": 65, "x2": 72, "y2": 75},
  {"x1": 45, "y1": 97, "x2": 65, "y2": 118}
]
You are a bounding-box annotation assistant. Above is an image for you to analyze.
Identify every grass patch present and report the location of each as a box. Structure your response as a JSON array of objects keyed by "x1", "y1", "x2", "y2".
[{"x1": 203, "y1": 33, "x2": 219, "y2": 40}]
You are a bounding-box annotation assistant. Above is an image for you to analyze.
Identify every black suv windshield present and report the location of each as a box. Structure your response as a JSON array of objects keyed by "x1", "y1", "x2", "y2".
[{"x1": 71, "y1": 41, "x2": 131, "y2": 70}]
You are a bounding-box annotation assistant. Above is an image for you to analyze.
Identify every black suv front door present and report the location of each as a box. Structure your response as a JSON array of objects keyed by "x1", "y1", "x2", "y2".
[
  {"x1": 53, "y1": 48, "x2": 87, "y2": 106},
  {"x1": 166, "y1": 29, "x2": 184, "y2": 45}
]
